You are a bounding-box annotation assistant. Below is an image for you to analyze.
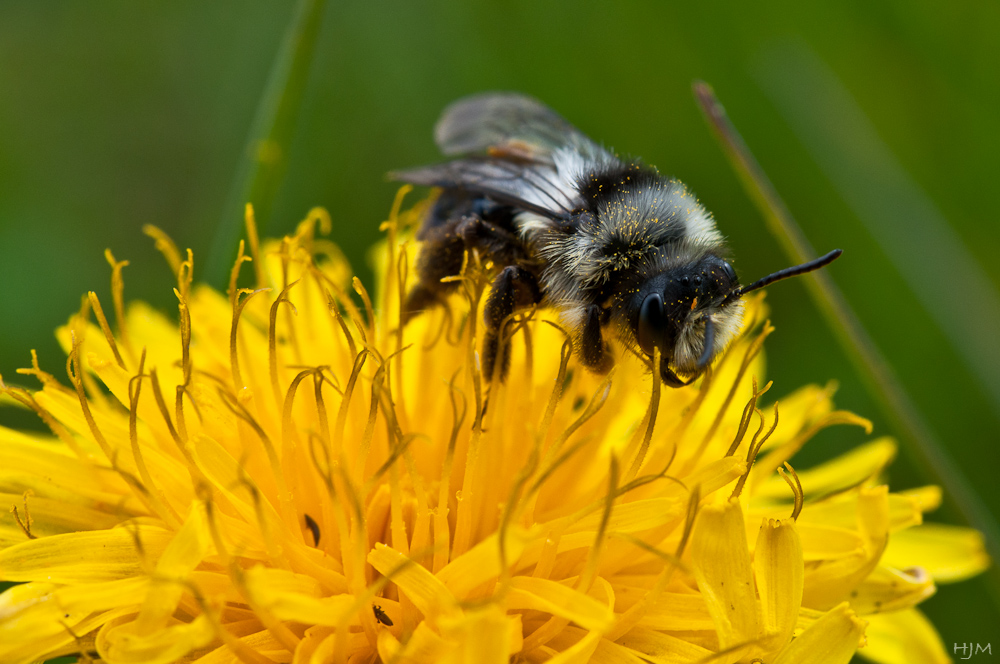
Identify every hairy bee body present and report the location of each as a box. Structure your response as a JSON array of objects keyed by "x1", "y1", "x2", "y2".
[{"x1": 393, "y1": 93, "x2": 837, "y2": 385}]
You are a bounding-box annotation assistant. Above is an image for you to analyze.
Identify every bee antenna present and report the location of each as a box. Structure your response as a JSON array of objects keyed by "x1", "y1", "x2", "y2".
[
  {"x1": 697, "y1": 316, "x2": 716, "y2": 369},
  {"x1": 724, "y1": 249, "x2": 842, "y2": 304}
]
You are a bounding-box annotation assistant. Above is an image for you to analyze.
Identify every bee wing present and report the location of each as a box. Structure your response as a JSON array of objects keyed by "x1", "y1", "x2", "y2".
[
  {"x1": 434, "y1": 92, "x2": 606, "y2": 164},
  {"x1": 393, "y1": 93, "x2": 611, "y2": 220},
  {"x1": 392, "y1": 157, "x2": 578, "y2": 220}
]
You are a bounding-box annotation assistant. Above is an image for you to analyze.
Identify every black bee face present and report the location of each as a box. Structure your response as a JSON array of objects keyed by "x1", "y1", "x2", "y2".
[{"x1": 632, "y1": 255, "x2": 739, "y2": 367}]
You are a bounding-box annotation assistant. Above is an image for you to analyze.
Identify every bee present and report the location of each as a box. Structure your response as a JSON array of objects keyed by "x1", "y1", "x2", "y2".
[{"x1": 392, "y1": 93, "x2": 841, "y2": 386}]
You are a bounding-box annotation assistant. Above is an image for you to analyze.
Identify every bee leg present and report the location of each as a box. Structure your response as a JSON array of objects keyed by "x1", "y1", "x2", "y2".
[
  {"x1": 403, "y1": 224, "x2": 467, "y2": 323},
  {"x1": 578, "y1": 305, "x2": 614, "y2": 374},
  {"x1": 658, "y1": 357, "x2": 694, "y2": 388},
  {"x1": 482, "y1": 266, "x2": 541, "y2": 381},
  {"x1": 457, "y1": 216, "x2": 527, "y2": 267}
]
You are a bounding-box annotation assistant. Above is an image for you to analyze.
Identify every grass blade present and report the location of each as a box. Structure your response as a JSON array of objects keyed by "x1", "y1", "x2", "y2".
[
  {"x1": 206, "y1": 0, "x2": 328, "y2": 286},
  {"x1": 755, "y1": 43, "x2": 1000, "y2": 421},
  {"x1": 693, "y1": 80, "x2": 1000, "y2": 608}
]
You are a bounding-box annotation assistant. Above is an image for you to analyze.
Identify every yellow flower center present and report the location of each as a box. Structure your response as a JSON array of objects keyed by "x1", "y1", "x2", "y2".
[{"x1": 0, "y1": 196, "x2": 987, "y2": 664}]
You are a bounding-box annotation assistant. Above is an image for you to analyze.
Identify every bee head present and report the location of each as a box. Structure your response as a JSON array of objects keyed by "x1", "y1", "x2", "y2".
[
  {"x1": 629, "y1": 249, "x2": 843, "y2": 386},
  {"x1": 631, "y1": 254, "x2": 742, "y2": 383}
]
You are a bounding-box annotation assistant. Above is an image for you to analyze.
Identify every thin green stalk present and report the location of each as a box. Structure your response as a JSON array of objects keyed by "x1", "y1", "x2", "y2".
[
  {"x1": 692, "y1": 80, "x2": 1000, "y2": 608},
  {"x1": 206, "y1": 0, "x2": 328, "y2": 286}
]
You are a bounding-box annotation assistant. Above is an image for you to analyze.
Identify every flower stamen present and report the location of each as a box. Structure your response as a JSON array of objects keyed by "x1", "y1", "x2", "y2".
[
  {"x1": 392, "y1": 246, "x2": 410, "y2": 421},
  {"x1": 142, "y1": 224, "x2": 183, "y2": 277},
  {"x1": 778, "y1": 462, "x2": 805, "y2": 520},
  {"x1": 228, "y1": 240, "x2": 251, "y2": 306},
  {"x1": 536, "y1": 323, "x2": 574, "y2": 447},
  {"x1": 230, "y1": 287, "x2": 271, "y2": 390},
  {"x1": 310, "y1": 266, "x2": 365, "y2": 340},
  {"x1": 58, "y1": 620, "x2": 96, "y2": 664},
  {"x1": 104, "y1": 248, "x2": 134, "y2": 362},
  {"x1": 726, "y1": 377, "x2": 773, "y2": 457},
  {"x1": 432, "y1": 371, "x2": 467, "y2": 572},
  {"x1": 244, "y1": 203, "x2": 265, "y2": 288},
  {"x1": 218, "y1": 388, "x2": 295, "y2": 530},
  {"x1": 69, "y1": 295, "x2": 110, "y2": 410},
  {"x1": 268, "y1": 279, "x2": 300, "y2": 406},
  {"x1": 87, "y1": 291, "x2": 127, "y2": 370},
  {"x1": 732, "y1": 403, "x2": 780, "y2": 500},
  {"x1": 687, "y1": 320, "x2": 775, "y2": 472},
  {"x1": 67, "y1": 333, "x2": 112, "y2": 457},
  {"x1": 128, "y1": 348, "x2": 181, "y2": 527},
  {"x1": 2, "y1": 384, "x2": 85, "y2": 456},
  {"x1": 334, "y1": 351, "x2": 370, "y2": 456},
  {"x1": 353, "y1": 276, "x2": 377, "y2": 345},
  {"x1": 751, "y1": 409, "x2": 873, "y2": 485},
  {"x1": 626, "y1": 345, "x2": 662, "y2": 481},
  {"x1": 326, "y1": 290, "x2": 358, "y2": 360},
  {"x1": 10, "y1": 491, "x2": 36, "y2": 539},
  {"x1": 14, "y1": 348, "x2": 68, "y2": 391},
  {"x1": 527, "y1": 370, "x2": 614, "y2": 501},
  {"x1": 0, "y1": 198, "x2": 977, "y2": 664}
]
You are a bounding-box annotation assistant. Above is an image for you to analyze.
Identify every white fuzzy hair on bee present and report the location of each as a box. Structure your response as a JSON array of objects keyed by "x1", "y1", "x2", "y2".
[{"x1": 392, "y1": 92, "x2": 841, "y2": 386}]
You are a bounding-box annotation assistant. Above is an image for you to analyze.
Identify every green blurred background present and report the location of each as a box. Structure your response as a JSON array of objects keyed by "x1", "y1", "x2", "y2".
[{"x1": 1, "y1": 0, "x2": 997, "y2": 655}]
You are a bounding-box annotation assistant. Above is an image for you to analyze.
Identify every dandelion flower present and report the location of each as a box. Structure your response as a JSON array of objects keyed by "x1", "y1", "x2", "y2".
[{"x1": 0, "y1": 195, "x2": 988, "y2": 664}]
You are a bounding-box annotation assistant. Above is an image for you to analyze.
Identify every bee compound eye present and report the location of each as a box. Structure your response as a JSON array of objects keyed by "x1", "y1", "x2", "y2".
[
  {"x1": 637, "y1": 292, "x2": 666, "y2": 356},
  {"x1": 722, "y1": 260, "x2": 737, "y2": 283}
]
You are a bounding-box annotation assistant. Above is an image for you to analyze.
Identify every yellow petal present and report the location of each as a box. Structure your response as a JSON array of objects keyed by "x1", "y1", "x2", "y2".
[
  {"x1": 615, "y1": 626, "x2": 714, "y2": 663},
  {"x1": 755, "y1": 518, "x2": 803, "y2": 650},
  {"x1": 244, "y1": 565, "x2": 324, "y2": 598},
  {"x1": 881, "y1": 523, "x2": 990, "y2": 583},
  {"x1": 673, "y1": 456, "x2": 746, "y2": 500},
  {"x1": 568, "y1": 497, "x2": 683, "y2": 534},
  {"x1": 790, "y1": 490, "x2": 932, "y2": 534},
  {"x1": 506, "y1": 576, "x2": 614, "y2": 633},
  {"x1": 0, "y1": 491, "x2": 123, "y2": 547},
  {"x1": 750, "y1": 414, "x2": 875, "y2": 488},
  {"x1": 590, "y1": 638, "x2": 651, "y2": 663},
  {"x1": 368, "y1": 542, "x2": 457, "y2": 620},
  {"x1": 377, "y1": 620, "x2": 454, "y2": 663},
  {"x1": 133, "y1": 501, "x2": 212, "y2": 635},
  {"x1": 0, "y1": 525, "x2": 173, "y2": 583},
  {"x1": 96, "y1": 612, "x2": 216, "y2": 664},
  {"x1": 771, "y1": 602, "x2": 866, "y2": 664},
  {"x1": 438, "y1": 605, "x2": 521, "y2": 664},
  {"x1": 436, "y1": 527, "x2": 529, "y2": 599},
  {"x1": 546, "y1": 631, "x2": 602, "y2": 664},
  {"x1": 298, "y1": 629, "x2": 370, "y2": 664},
  {"x1": 243, "y1": 565, "x2": 357, "y2": 626},
  {"x1": 802, "y1": 486, "x2": 889, "y2": 610},
  {"x1": 375, "y1": 628, "x2": 405, "y2": 664},
  {"x1": 754, "y1": 438, "x2": 896, "y2": 500},
  {"x1": 859, "y1": 608, "x2": 949, "y2": 664},
  {"x1": 690, "y1": 499, "x2": 761, "y2": 653},
  {"x1": 849, "y1": 566, "x2": 935, "y2": 614},
  {"x1": 196, "y1": 628, "x2": 303, "y2": 664},
  {"x1": 792, "y1": 522, "x2": 864, "y2": 561},
  {"x1": 897, "y1": 485, "x2": 942, "y2": 513},
  {"x1": 1, "y1": 606, "x2": 138, "y2": 664},
  {"x1": 756, "y1": 383, "x2": 836, "y2": 453},
  {"x1": 123, "y1": 301, "x2": 188, "y2": 383},
  {"x1": 0, "y1": 430, "x2": 129, "y2": 505},
  {"x1": 0, "y1": 579, "x2": 150, "y2": 662},
  {"x1": 639, "y1": 593, "x2": 715, "y2": 631}
]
